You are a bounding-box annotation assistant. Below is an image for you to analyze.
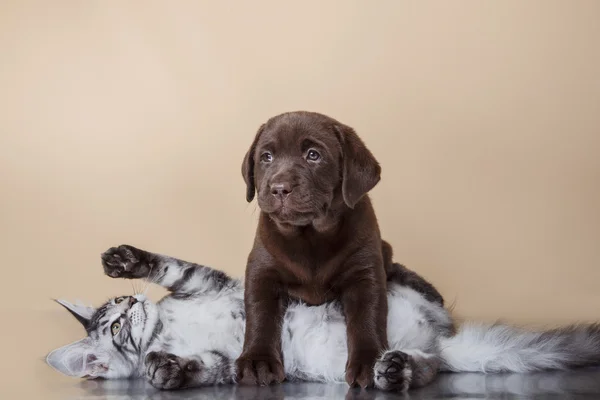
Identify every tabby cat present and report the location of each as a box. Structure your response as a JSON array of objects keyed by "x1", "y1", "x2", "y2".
[{"x1": 46, "y1": 245, "x2": 600, "y2": 392}]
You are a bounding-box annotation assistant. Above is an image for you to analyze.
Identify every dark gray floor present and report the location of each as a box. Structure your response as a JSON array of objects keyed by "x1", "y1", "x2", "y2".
[{"x1": 71, "y1": 368, "x2": 600, "y2": 399}]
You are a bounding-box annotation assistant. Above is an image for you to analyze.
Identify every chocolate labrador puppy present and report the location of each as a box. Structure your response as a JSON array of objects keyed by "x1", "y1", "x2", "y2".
[{"x1": 235, "y1": 111, "x2": 443, "y2": 388}]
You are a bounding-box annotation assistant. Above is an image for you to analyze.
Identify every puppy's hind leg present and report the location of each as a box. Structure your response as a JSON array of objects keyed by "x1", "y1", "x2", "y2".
[{"x1": 373, "y1": 349, "x2": 440, "y2": 392}]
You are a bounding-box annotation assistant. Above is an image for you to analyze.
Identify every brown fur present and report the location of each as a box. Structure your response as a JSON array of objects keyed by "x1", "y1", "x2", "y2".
[{"x1": 235, "y1": 111, "x2": 442, "y2": 388}]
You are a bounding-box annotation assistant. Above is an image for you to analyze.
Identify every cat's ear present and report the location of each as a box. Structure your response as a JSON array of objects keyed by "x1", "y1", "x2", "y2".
[
  {"x1": 55, "y1": 299, "x2": 95, "y2": 330},
  {"x1": 46, "y1": 337, "x2": 108, "y2": 378}
]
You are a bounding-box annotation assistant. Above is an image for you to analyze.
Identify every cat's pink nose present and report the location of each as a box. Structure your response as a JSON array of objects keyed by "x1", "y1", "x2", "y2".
[{"x1": 128, "y1": 297, "x2": 138, "y2": 306}]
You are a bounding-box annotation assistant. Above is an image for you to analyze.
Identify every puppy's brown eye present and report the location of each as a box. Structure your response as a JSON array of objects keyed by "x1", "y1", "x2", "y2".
[
  {"x1": 260, "y1": 152, "x2": 273, "y2": 163},
  {"x1": 306, "y1": 149, "x2": 321, "y2": 162}
]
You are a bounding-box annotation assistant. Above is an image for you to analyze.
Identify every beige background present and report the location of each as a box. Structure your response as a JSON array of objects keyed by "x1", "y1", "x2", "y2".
[{"x1": 1, "y1": 1, "x2": 600, "y2": 396}]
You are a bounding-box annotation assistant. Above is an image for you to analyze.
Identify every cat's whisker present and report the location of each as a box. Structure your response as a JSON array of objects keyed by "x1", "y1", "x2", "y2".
[
  {"x1": 141, "y1": 275, "x2": 149, "y2": 294},
  {"x1": 130, "y1": 280, "x2": 137, "y2": 295},
  {"x1": 142, "y1": 264, "x2": 155, "y2": 295}
]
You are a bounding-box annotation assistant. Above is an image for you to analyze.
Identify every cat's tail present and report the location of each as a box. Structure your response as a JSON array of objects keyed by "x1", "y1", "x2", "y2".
[{"x1": 438, "y1": 322, "x2": 600, "y2": 373}]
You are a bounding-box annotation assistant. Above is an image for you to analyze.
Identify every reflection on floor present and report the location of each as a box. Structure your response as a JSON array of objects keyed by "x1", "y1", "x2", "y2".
[
  {"x1": 62, "y1": 368, "x2": 600, "y2": 400},
  {"x1": 8, "y1": 311, "x2": 600, "y2": 399}
]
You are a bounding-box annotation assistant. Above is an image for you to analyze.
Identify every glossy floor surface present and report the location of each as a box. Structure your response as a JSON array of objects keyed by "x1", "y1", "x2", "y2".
[
  {"x1": 16, "y1": 369, "x2": 600, "y2": 400},
  {"x1": 6, "y1": 310, "x2": 600, "y2": 399}
]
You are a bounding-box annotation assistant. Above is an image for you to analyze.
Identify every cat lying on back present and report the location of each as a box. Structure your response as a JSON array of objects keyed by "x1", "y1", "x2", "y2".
[{"x1": 47, "y1": 245, "x2": 600, "y2": 392}]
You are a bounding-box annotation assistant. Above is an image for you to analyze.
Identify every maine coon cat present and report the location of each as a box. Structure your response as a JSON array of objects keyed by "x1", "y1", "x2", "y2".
[{"x1": 47, "y1": 245, "x2": 600, "y2": 392}]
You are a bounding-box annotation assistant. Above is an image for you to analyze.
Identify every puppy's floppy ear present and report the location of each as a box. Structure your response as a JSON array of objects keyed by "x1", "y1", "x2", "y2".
[
  {"x1": 241, "y1": 124, "x2": 265, "y2": 202},
  {"x1": 334, "y1": 124, "x2": 381, "y2": 208}
]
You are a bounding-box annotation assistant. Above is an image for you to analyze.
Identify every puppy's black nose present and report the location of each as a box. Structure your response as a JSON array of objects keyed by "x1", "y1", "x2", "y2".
[{"x1": 270, "y1": 183, "x2": 293, "y2": 198}]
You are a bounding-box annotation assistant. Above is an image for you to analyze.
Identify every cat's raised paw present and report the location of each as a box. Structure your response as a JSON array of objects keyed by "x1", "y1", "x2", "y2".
[
  {"x1": 101, "y1": 245, "x2": 150, "y2": 279},
  {"x1": 373, "y1": 350, "x2": 413, "y2": 392},
  {"x1": 145, "y1": 351, "x2": 201, "y2": 390}
]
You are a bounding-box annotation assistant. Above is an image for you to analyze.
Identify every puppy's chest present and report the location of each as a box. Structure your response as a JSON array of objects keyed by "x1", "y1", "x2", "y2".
[
  {"x1": 281, "y1": 259, "x2": 343, "y2": 306},
  {"x1": 271, "y1": 236, "x2": 349, "y2": 305},
  {"x1": 287, "y1": 283, "x2": 337, "y2": 305}
]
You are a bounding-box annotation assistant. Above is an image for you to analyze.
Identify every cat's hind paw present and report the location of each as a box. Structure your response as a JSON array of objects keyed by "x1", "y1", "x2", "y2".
[{"x1": 373, "y1": 350, "x2": 413, "y2": 392}]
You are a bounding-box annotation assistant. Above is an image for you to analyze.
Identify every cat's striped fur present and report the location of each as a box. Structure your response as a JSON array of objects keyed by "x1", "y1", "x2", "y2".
[{"x1": 46, "y1": 245, "x2": 600, "y2": 392}]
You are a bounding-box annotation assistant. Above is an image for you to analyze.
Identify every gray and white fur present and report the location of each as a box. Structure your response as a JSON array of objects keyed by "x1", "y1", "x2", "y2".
[{"x1": 46, "y1": 245, "x2": 600, "y2": 392}]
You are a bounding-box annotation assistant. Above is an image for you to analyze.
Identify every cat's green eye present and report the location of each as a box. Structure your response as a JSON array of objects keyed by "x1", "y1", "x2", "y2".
[
  {"x1": 111, "y1": 321, "x2": 121, "y2": 336},
  {"x1": 115, "y1": 297, "x2": 124, "y2": 304}
]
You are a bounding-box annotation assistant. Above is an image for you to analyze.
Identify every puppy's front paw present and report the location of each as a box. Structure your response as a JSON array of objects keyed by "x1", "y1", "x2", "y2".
[
  {"x1": 101, "y1": 245, "x2": 150, "y2": 279},
  {"x1": 145, "y1": 351, "x2": 201, "y2": 390},
  {"x1": 345, "y1": 361, "x2": 374, "y2": 389},
  {"x1": 373, "y1": 350, "x2": 412, "y2": 392},
  {"x1": 235, "y1": 353, "x2": 285, "y2": 386},
  {"x1": 345, "y1": 348, "x2": 379, "y2": 388}
]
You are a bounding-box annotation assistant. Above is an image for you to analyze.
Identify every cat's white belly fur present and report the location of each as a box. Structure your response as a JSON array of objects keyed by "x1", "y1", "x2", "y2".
[
  {"x1": 155, "y1": 286, "x2": 443, "y2": 382},
  {"x1": 156, "y1": 294, "x2": 246, "y2": 361},
  {"x1": 280, "y1": 286, "x2": 443, "y2": 382}
]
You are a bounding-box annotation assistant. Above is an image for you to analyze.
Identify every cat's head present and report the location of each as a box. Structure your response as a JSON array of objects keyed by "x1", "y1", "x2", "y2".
[{"x1": 46, "y1": 294, "x2": 160, "y2": 379}]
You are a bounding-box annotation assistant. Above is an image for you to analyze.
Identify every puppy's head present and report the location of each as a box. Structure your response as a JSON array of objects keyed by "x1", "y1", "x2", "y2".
[{"x1": 242, "y1": 111, "x2": 381, "y2": 226}]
